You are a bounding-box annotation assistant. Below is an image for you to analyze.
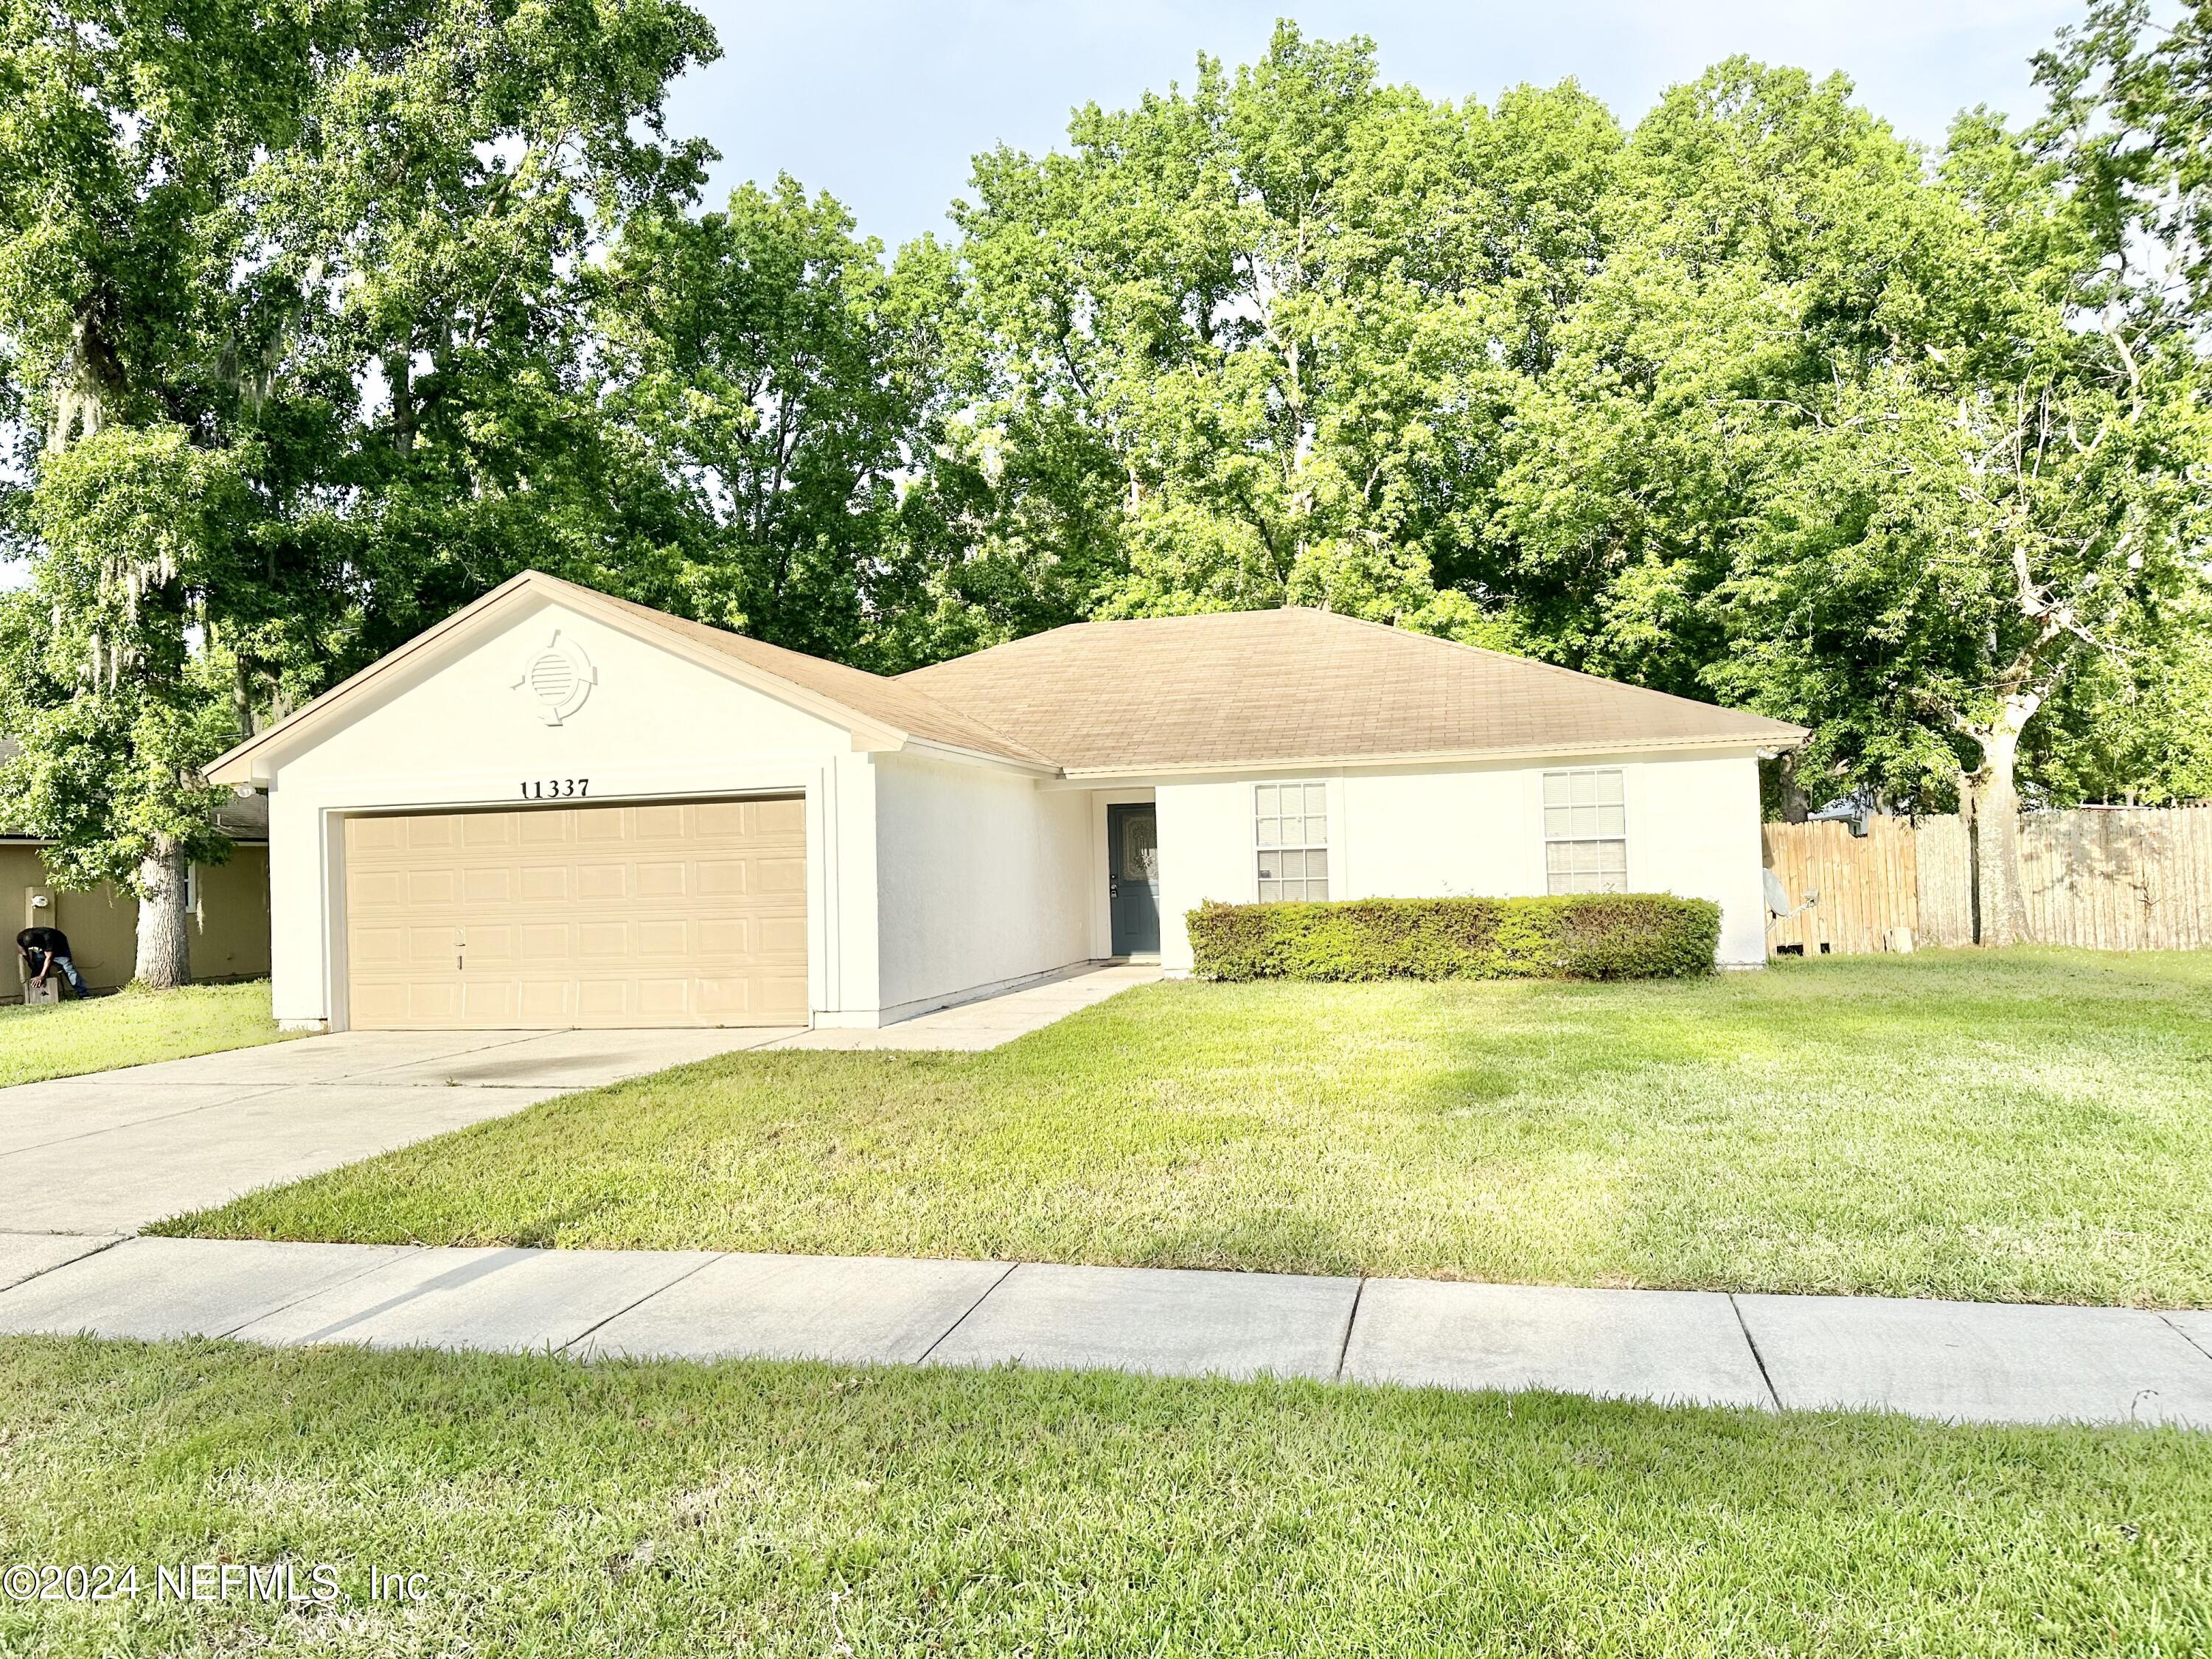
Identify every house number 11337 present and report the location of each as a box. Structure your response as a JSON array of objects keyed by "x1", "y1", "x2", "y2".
[{"x1": 521, "y1": 779, "x2": 589, "y2": 800}]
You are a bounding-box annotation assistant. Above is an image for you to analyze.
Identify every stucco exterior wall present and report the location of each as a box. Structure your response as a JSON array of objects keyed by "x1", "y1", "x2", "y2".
[
  {"x1": 871, "y1": 751, "x2": 1092, "y2": 1020},
  {"x1": 6, "y1": 844, "x2": 271, "y2": 997},
  {"x1": 1152, "y1": 751, "x2": 1770, "y2": 972},
  {"x1": 257, "y1": 594, "x2": 885, "y2": 1029}
]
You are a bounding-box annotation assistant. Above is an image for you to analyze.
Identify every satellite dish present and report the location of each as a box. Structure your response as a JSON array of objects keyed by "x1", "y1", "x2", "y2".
[{"x1": 1762, "y1": 868, "x2": 1790, "y2": 917}]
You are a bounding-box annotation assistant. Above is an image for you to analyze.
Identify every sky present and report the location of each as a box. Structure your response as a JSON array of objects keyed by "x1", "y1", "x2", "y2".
[{"x1": 667, "y1": 0, "x2": 2086, "y2": 248}]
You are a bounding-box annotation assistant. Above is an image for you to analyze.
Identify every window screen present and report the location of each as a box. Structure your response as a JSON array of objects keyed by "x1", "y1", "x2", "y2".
[
  {"x1": 1255, "y1": 782, "x2": 1329, "y2": 902},
  {"x1": 1543, "y1": 769, "x2": 1628, "y2": 894}
]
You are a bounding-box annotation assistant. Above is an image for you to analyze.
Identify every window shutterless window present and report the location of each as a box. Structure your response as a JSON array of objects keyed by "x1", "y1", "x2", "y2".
[
  {"x1": 1256, "y1": 782, "x2": 1329, "y2": 901},
  {"x1": 1543, "y1": 769, "x2": 1627, "y2": 894}
]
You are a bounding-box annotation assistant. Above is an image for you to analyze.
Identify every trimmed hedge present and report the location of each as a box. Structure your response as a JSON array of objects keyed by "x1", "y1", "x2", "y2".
[{"x1": 1186, "y1": 893, "x2": 1721, "y2": 983}]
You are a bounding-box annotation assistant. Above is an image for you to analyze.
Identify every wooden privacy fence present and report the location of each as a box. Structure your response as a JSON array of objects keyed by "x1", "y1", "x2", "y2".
[{"x1": 1761, "y1": 804, "x2": 2212, "y2": 956}]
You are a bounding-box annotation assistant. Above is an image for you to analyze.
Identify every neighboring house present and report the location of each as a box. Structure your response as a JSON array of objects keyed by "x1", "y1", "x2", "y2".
[
  {"x1": 207, "y1": 570, "x2": 1806, "y2": 1032},
  {"x1": 1, "y1": 740, "x2": 273, "y2": 1001}
]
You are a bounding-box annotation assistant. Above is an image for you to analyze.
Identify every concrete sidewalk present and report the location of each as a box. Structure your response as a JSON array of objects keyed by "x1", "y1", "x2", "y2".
[{"x1": 4, "y1": 1233, "x2": 2209, "y2": 1429}]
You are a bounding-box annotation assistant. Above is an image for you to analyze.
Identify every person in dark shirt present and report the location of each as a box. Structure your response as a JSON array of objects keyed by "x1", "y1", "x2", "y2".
[{"x1": 16, "y1": 925, "x2": 89, "y2": 998}]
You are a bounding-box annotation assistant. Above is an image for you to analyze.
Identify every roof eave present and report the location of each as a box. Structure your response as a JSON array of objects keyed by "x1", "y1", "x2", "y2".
[
  {"x1": 1056, "y1": 730, "x2": 1807, "y2": 781},
  {"x1": 895, "y1": 737, "x2": 1062, "y2": 777}
]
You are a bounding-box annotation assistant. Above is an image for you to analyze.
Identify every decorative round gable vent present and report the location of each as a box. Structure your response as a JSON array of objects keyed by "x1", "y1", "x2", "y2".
[{"x1": 513, "y1": 629, "x2": 597, "y2": 726}]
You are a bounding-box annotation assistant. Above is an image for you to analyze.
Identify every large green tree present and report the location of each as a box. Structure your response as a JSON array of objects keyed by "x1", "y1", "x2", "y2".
[
  {"x1": 592, "y1": 179, "x2": 950, "y2": 664},
  {"x1": 0, "y1": 0, "x2": 717, "y2": 984},
  {"x1": 927, "y1": 24, "x2": 1626, "y2": 651}
]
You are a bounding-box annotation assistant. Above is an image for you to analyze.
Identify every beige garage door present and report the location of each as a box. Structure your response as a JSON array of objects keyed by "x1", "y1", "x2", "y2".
[{"x1": 344, "y1": 798, "x2": 807, "y2": 1029}]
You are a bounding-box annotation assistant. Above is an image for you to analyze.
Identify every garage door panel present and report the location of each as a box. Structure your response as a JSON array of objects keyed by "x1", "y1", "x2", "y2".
[
  {"x1": 752, "y1": 799, "x2": 805, "y2": 837},
  {"x1": 758, "y1": 975, "x2": 807, "y2": 1020},
  {"x1": 352, "y1": 817, "x2": 406, "y2": 853},
  {"x1": 637, "y1": 978, "x2": 690, "y2": 1017},
  {"x1": 695, "y1": 977, "x2": 752, "y2": 1018},
  {"x1": 578, "y1": 921, "x2": 630, "y2": 959},
  {"x1": 695, "y1": 860, "x2": 751, "y2": 897},
  {"x1": 519, "y1": 922, "x2": 570, "y2": 960},
  {"x1": 406, "y1": 870, "x2": 460, "y2": 905},
  {"x1": 577, "y1": 980, "x2": 630, "y2": 1018},
  {"x1": 521, "y1": 866, "x2": 569, "y2": 901},
  {"x1": 405, "y1": 927, "x2": 454, "y2": 966},
  {"x1": 406, "y1": 983, "x2": 459, "y2": 1021},
  {"x1": 353, "y1": 872, "x2": 406, "y2": 910},
  {"x1": 518, "y1": 981, "x2": 572, "y2": 1021},
  {"x1": 352, "y1": 982, "x2": 410, "y2": 1024},
  {"x1": 697, "y1": 919, "x2": 751, "y2": 956},
  {"x1": 460, "y1": 980, "x2": 517, "y2": 1020},
  {"x1": 346, "y1": 797, "x2": 807, "y2": 1030},
  {"x1": 463, "y1": 869, "x2": 512, "y2": 902},
  {"x1": 577, "y1": 863, "x2": 627, "y2": 900},
  {"x1": 636, "y1": 861, "x2": 689, "y2": 897},
  {"x1": 518, "y1": 813, "x2": 570, "y2": 845},
  {"x1": 759, "y1": 917, "x2": 807, "y2": 957},
  {"x1": 352, "y1": 927, "x2": 406, "y2": 967}
]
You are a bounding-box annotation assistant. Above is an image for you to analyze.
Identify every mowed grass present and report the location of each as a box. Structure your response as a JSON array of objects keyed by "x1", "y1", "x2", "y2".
[
  {"x1": 165, "y1": 950, "x2": 2212, "y2": 1305},
  {"x1": 0, "y1": 980, "x2": 291, "y2": 1087},
  {"x1": 2, "y1": 1335, "x2": 2208, "y2": 1657}
]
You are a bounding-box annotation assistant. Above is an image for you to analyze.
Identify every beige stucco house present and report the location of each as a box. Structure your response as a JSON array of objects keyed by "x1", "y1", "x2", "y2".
[{"x1": 207, "y1": 570, "x2": 1804, "y2": 1032}]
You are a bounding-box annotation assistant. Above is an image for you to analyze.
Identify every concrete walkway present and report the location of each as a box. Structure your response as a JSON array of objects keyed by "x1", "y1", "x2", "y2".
[
  {"x1": 4, "y1": 1234, "x2": 2208, "y2": 1430},
  {"x1": 764, "y1": 961, "x2": 1161, "y2": 1051}
]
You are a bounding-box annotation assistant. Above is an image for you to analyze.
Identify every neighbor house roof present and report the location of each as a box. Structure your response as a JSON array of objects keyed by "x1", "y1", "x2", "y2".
[
  {"x1": 0, "y1": 738, "x2": 267, "y2": 841},
  {"x1": 206, "y1": 573, "x2": 1804, "y2": 787},
  {"x1": 900, "y1": 608, "x2": 1805, "y2": 775}
]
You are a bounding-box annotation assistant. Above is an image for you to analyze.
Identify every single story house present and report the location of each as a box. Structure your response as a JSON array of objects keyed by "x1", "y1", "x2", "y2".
[
  {"x1": 206, "y1": 570, "x2": 1805, "y2": 1032},
  {"x1": 3, "y1": 740, "x2": 273, "y2": 999}
]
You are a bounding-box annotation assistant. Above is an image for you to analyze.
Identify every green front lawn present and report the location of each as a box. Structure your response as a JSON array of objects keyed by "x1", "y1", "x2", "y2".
[
  {"x1": 163, "y1": 950, "x2": 2212, "y2": 1306},
  {"x1": 3, "y1": 1335, "x2": 2207, "y2": 1656},
  {"x1": 0, "y1": 980, "x2": 292, "y2": 1087}
]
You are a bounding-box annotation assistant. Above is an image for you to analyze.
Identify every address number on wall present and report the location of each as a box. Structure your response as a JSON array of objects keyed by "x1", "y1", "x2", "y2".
[{"x1": 521, "y1": 779, "x2": 590, "y2": 800}]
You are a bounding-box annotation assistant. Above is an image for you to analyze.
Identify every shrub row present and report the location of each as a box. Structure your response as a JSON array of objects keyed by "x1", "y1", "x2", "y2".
[{"x1": 1186, "y1": 893, "x2": 1721, "y2": 982}]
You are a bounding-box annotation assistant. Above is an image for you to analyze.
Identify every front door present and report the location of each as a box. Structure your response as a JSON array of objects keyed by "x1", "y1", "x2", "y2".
[{"x1": 1107, "y1": 803, "x2": 1161, "y2": 956}]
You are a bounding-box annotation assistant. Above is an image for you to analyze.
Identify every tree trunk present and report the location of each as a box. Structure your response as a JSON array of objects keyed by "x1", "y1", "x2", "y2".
[
  {"x1": 133, "y1": 838, "x2": 192, "y2": 990},
  {"x1": 1775, "y1": 753, "x2": 1811, "y2": 824},
  {"x1": 1961, "y1": 699, "x2": 2037, "y2": 948}
]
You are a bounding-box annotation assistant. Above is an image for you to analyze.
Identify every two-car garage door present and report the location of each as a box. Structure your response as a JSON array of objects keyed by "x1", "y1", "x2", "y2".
[{"x1": 344, "y1": 798, "x2": 807, "y2": 1029}]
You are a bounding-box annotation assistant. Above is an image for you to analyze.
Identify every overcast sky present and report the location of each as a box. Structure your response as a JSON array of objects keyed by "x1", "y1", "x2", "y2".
[{"x1": 667, "y1": 0, "x2": 2085, "y2": 248}]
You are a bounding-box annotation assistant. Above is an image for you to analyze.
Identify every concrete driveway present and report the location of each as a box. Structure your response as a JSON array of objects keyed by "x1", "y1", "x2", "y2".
[{"x1": 0, "y1": 1026, "x2": 800, "y2": 1236}]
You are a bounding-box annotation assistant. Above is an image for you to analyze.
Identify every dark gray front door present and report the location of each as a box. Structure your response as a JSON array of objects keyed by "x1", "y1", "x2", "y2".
[{"x1": 1107, "y1": 803, "x2": 1161, "y2": 956}]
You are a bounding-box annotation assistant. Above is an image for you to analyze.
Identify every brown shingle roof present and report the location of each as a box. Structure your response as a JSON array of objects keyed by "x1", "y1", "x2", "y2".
[
  {"x1": 578, "y1": 587, "x2": 1056, "y2": 767},
  {"x1": 208, "y1": 577, "x2": 1803, "y2": 786},
  {"x1": 899, "y1": 608, "x2": 1804, "y2": 773}
]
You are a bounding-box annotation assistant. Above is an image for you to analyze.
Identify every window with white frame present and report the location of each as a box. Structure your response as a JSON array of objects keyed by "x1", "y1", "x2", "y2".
[
  {"x1": 1543, "y1": 768, "x2": 1628, "y2": 894},
  {"x1": 1255, "y1": 782, "x2": 1329, "y2": 901}
]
